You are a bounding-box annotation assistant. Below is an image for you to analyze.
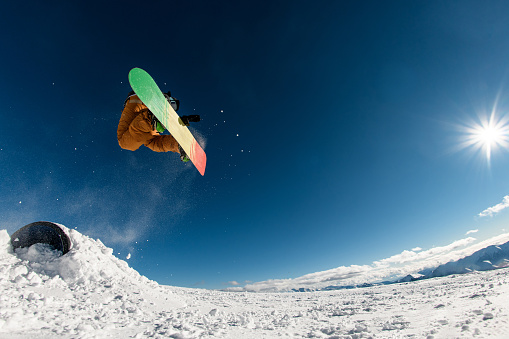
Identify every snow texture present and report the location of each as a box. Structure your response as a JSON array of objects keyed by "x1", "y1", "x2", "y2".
[{"x1": 1, "y1": 226, "x2": 509, "y2": 338}]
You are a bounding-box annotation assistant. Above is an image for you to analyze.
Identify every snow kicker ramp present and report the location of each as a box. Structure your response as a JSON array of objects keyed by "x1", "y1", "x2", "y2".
[{"x1": 10, "y1": 221, "x2": 71, "y2": 255}]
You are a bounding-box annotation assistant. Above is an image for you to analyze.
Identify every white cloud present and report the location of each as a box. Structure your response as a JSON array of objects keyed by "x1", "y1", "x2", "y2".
[
  {"x1": 466, "y1": 229, "x2": 479, "y2": 235},
  {"x1": 373, "y1": 237, "x2": 477, "y2": 267},
  {"x1": 231, "y1": 232, "x2": 509, "y2": 293},
  {"x1": 479, "y1": 195, "x2": 509, "y2": 217},
  {"x1": 228, "y1": 281, "x2": 240, "y2": 286},
  {"x1": 411, "y1": 247, "x2": 422, "y2": 252}
]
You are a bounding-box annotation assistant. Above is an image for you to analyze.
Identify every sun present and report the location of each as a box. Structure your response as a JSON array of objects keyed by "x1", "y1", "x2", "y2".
[
  {"x1": 458, "y1": 111, "x2": 509, "y2": 164},
  {"x1": 476, "y1": 126, "x2": 500, "y2": 144}
]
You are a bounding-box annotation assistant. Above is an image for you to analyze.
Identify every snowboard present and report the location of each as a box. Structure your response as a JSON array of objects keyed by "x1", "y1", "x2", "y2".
[{"x1": 128, "y1": 68, "x2": 206, "y2": 176}]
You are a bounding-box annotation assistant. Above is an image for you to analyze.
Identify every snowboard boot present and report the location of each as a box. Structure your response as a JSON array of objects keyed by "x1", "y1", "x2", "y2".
[
  {"x1": 179, "y1": 145, "x2": 190, "y2": 162},
  {"x1": 149, "y1": 111, "x2": 165, "y2": 133},
  {"x1": 178, "y1": 115, "x2": 201, "y2": 126}
]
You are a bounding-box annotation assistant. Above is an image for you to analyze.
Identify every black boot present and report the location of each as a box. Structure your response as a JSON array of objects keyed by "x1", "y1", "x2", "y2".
[{"x1": 178, "y1": 145, "x2": 190, "y2": 162}]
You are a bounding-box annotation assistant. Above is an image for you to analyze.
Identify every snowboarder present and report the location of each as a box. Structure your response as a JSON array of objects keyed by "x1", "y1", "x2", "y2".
[{"x1": 117, "y1": 90, "x2": 199, "y2": 162}]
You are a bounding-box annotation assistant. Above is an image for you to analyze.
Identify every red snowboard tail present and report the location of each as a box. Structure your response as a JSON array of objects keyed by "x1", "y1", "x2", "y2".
[{"x1": 190, "y1": 140, "x2": 206, "y2": 176}]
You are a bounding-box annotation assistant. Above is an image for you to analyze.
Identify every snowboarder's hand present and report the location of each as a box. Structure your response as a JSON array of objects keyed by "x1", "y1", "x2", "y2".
[{"x1": 150, "y1": 129, "x2": 160, "y2": 136}]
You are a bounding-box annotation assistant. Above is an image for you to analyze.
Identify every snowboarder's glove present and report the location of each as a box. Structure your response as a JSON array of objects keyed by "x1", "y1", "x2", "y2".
[{"x1": 149, "y1": 111, "x2": 165, "y2": 133}]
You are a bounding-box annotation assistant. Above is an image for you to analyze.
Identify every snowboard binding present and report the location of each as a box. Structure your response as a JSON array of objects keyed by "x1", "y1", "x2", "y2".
[
  {"x1": 178, "y1": 115, "x2": 201, "y2": 126},
  {"x1": 163, "y1": 92, "x2": 180, "y2": 112}
]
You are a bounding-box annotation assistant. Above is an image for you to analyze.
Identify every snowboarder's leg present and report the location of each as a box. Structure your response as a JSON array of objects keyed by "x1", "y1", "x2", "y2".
[
  {"x1": 128, "y1": 110, "x2": 155, "y2": 141},
  {"x1": 121, "y1": 111, "x2": 173, "y2": 153},
  {"x1": 144, "y1": 135, "x2": 180, "y2": 153},
  {"x1": 118, "y1": 110, "x2": 153, "y2": 151},
  {"x1": 118, "y1": 130, "x2": 144, "y2": 151}
]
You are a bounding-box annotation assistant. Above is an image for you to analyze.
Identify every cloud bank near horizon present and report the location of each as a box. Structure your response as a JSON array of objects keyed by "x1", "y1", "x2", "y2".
[
  {"x1": 225, "y1": 197, "x2": 509, "y2": 292},
  {"x1": 229, "y1": 232, "x2": 509, "y2": 292}
]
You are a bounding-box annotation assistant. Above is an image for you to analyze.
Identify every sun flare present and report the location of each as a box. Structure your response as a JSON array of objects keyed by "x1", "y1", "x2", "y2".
[{"x1": 458, "y1": 112, "x2": 509, "y2": 163}]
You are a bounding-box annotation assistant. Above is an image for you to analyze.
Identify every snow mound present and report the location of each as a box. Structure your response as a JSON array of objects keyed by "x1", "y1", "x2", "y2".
[
  {"x1": 0, "y1": 224, "x2": 186, "y2": 336},
  {"x1": 6, "y1": 225, "x2": 155, "y2": 288}
]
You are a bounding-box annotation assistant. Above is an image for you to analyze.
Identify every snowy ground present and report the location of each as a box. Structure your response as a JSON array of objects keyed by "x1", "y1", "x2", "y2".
[{"x1": 1, "y1": 227, "x2": 509, "y2": 338}]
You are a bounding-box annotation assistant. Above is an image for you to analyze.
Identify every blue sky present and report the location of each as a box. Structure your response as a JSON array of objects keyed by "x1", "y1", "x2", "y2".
[{"x1": 2, "y1": 1, "x2": 509, "y2": 289}]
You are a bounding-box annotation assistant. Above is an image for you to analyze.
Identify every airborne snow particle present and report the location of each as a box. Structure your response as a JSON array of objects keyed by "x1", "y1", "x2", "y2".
[{"x1": 126, "y1": 253, "x2": 131, "y2": 260}]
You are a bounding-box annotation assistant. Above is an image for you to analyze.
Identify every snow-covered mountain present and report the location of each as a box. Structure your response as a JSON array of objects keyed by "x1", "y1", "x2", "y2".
[
  {"x1": 299, "y1": 241, "x2": 509, "y2": 291},
  {"x1": 234, "y1": 234, "x2": 509, "y2": 293},
  {"x1": 1, "y1": 224, "x2": 509, "y2": 338},
  {"x1": 427, "y1": 241, "x2": 509, "y2": 278}
]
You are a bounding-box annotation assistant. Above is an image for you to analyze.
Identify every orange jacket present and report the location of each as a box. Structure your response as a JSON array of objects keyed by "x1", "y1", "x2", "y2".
[{"x1": 117, "y1": 94, "x2": 179, "y2": 153}]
